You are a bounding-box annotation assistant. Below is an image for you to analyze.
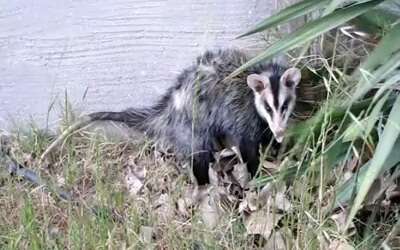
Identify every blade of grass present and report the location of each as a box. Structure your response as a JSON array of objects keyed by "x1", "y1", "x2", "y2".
[
  {"x1": 237, "y1": 0, "x2": 330, "y2": 38},
  {"x1": 229, "y1": 0, "x2": 384, "y2": 78},
  {"x1": 345, "y1": 94, "x2": 400, "y2": 229}
]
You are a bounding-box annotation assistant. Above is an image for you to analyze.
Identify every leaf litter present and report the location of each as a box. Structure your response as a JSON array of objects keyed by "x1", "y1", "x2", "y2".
[{"x1": 1, "y1": 128, "x2": 400, "y2": 248}]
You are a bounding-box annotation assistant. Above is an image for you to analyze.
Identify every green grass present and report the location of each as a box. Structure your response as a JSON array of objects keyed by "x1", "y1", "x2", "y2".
[{"x1": 0, "y1": 92, "x2": 398, "y2": 249}]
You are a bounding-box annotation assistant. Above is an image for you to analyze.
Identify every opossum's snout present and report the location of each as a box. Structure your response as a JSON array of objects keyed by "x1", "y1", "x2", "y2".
[{"x1": 271, "y1": 126, "x2": 285, "y2": 143}]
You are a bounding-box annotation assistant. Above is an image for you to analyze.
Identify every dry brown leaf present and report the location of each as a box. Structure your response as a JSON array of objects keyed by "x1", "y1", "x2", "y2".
[
  {"x1": 139, "y1": 226, "x2": 154, "y2": 244},
  {"x1": 239, "y1": 192, "x2": 258, "y2": 213},
  {"x1": 176, "y1": 198, "x2": 190, "y2": 218},
  {"x1": 125, "y1": 169, "x2": 144, "y2": 195},
  {"x1": 330, "y1": 209, "x2": 355, "y2": 235},
  {"x1": 240, "y1": 184, "x2": 291, "y2": 213},
  {"x1": 328, "y1": 239, "x2": 354, "y2": 250},
  {"x1": 124, "y1": 157, "x2": 146, "y2": 195},
  {"x1": 263, "y1": 230, "x2": 287, "y2": 250},
  {"x1": 176, "y1": 186, "x2": 201, "y2": 218},
  {"x1": 56, "y1": 174, "x2": 66, "y2": 186},
  {"x1": 208, "y1": 166, "x2": 220, "y2": 187},
  {"x1": 231, "y1": 146, "x2": 243, "y2": 163},
  {"x1": 217, "y1": 148, "x2": 237, "y2": 159},
  {"x1": 386, "y1": 183, "x2": 400, "y2": 201},
  {"x1": 153, "y1": 193, "x2": 175, "y2": 223},
  {"x1": 241, "y1": 183, "x2": 291, "y2": 240},
  {"x1": 232, "y1": 163, "x2": 250, "y2": 188},
  {"x1": 270, "y1": 191, "x2": 292, "y2": 212},
  {"x1": 244, "y1": 210, "x2": 284, "y2": 240},
  {"x1": 198, "y1": 186, "x2": 223, "y2": 229},
  {"x1": 261, "y1": 184, "x2": 291, "y2": 212},
  {"x1": 263, "y1": 161, "x2": 280, "y2": 170}
]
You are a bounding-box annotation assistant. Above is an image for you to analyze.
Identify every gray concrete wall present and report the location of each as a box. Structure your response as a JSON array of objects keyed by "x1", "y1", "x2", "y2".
[{"x1": 0, "y1": 0, "x2": 288, "y2": 129}]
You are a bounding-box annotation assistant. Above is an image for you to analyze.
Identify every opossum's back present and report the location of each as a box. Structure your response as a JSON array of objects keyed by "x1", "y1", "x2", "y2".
[{"x1": 173, "y1": 49, "x2": 252, "y2": 108}]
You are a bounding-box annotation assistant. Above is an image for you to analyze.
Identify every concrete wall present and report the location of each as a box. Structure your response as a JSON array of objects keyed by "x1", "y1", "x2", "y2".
[{"x1": 0, "y1": 0, "x2": 289, "y2": 129}]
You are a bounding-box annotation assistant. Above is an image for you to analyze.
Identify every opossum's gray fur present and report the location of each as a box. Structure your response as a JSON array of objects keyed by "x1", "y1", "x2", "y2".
[{"x1": 41, "y1": 49, "x2": 291, "y2": 185}]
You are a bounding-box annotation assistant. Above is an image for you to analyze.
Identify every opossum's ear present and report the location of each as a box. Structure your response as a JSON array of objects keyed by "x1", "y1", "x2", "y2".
[
  {"x1": 280, "y1": 68, "x2": 301, "y2": 88},
  {"x1": 247, "y1": 74, "x2": 269, "y2": 93}
]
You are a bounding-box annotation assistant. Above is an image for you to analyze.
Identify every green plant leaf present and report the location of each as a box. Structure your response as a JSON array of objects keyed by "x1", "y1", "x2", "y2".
[
  {"x1": 342, "y1": 92, "x2": 389, "y2": 141},
  {"x1": 229, "y1": 0, "x2": 384, "y2": 78},
  {"x1": 237, "y1": 0, "x2": 330, "y2": 38},
  {"x1": 374, "y1": 74, "x2": 400, "y2": 101},
  {"x1": 335, "y1": 137, "x2": 400, "y2": 207},
  {"x1": 323, "y1": 0, "x2": 348, "y2": 15},
  {"x1": 345, "y1": 94, "x2": 400, "y2": 229},
  {"x1": 359, "y1": 22, "x2": 400, "y2": 73},
  {"x1": 352, "y1": 50, "x2": 400, "y2": 102},
  {"x1": 351, "y1": 8, "x2": 399, "y2": 34}
]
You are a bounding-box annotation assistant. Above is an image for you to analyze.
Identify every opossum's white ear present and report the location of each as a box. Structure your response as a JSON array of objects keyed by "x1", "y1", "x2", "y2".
[
  {"x1": 247, "y1": 74, "x2": 269, "y2": 93},
  {"x1": 281, "y1": 68, "x2": 301, "y2": 88}
]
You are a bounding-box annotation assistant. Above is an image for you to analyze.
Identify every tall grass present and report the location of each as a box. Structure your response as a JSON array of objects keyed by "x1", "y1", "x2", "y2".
[{"x1": 235, "y1": 0, "x2": 400, "y2": 246}]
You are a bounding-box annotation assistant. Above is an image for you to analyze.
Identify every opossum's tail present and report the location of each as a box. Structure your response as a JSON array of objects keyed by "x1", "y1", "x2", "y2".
[
  {"x1": 88, "y1": 109, "x2": 150, "y2": 130},
  {"x1": 40, "y1": 109, "x2": 151, "y2": 161}
]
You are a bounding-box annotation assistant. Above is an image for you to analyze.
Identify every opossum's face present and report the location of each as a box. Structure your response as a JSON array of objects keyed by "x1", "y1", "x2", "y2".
[{"x1": 247, "y1": 68, "x2": 301, "y2": 143}]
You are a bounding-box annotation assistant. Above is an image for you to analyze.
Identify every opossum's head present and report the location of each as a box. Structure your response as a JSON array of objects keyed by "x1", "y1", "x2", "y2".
[{"x1": 247, "y1": 67, "x2": 301, "y2": 143}]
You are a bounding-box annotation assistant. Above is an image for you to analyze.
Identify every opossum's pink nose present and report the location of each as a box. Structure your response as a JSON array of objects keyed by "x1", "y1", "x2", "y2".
[{"x1": 274, "y1": 129, "x2": 285, "y2": 143}]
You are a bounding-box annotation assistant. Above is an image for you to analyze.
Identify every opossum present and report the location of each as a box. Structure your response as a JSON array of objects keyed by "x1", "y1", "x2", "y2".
[{"x1": 41, "y1": 49, "x2": 301, "y2": 185}]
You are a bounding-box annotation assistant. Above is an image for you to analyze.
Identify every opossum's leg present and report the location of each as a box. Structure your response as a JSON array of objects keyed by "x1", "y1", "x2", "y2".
[
  {"x1": 238, "y1": 139, "x2": 260, "y2": 178},
  {"x1": 192, "y1": 149, "x2": 213, "y2": 185},
  {"x1": 189, "y1": 135, "x2": 216, "y2": 185}
]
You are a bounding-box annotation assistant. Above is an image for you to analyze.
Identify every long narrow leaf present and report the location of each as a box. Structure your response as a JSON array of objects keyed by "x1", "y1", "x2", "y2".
[
  {"x1": 352, "y1": 50, "x2": 400, "y2": 102},
  {"x1": 342, "y1": 92, "x2": 390, "y2": 142},
  {"x1": 345, "y1": 95, "x2": 400, "y2": 229},
  {"x1": 374, "y1": 74, "x2": 400, "y2": 101},
  {"x1": 352, "y1": 22, "x2": 400, "y2": 80},
  {"x1": 335, "y1": 137, "x2": 400, "y2": 207},
  {"x1": 323, "y1": 0, "x2": 348, "y2": 15},
  {"x1": 352, "y1": 8, "x2": 399, "y2": 34},
  {"x1": 237, "y1": 0, "x2": 329, "y2": 38},
  {"x1": 229, "y1": 0, "x2": 384, "y2": 78}
]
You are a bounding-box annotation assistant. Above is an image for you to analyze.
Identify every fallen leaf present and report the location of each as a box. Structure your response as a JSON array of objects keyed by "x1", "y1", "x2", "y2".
[
  {"x1": 153, "y1": 193, "x2": 175, "y2": 223},
  {"x1": 263, "y1": 230, "x2": 287, "y2": 250},
  {"x1": 125, "y1": 159, "x2": 146, "y2": 195},
  {"x1": 232, "y1": 163, "x2": 250, "y2": 188},
  {"x1": 328, "y1": 239, "x2": 354, "y2": 250},
  {"x1": 231, "y1": 146, "x2": 243, "y2": 163},
  {"x1": 208, "y1": 166, "x2": 220, "y2": 187},
  {"x1": 217, "y1": 148, "x2": 237, "y2": 159},
  {"x1": 244, "y1": 210, "x2": 284, "y2": 240},
  {"x1": 140, "y1": 226, "x2": 154, "y2": 244},
  {"x1": 269, "y1": 191, "x2": 292, "y2": 212},
  {"x1": 125, "y1": 168, "x2": 144, "y2": 195},
  {"x1": 263, "y1": 161, "x2": 280, "y2": 170},
  {"x1": 176, "y1": 198, "x2": 190, "y2": 218},
  {"x1": 198, "y1": 187, "x2": 222, "y2": 229},
  {"x1": 330, "y1": 209, "x2": 355, "y2": 235}
]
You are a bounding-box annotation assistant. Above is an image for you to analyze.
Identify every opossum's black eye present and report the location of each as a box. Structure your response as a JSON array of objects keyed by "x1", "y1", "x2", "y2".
[
  {"x1": 282, "y1": 103, "x2": 288, "y2": 112},
  {"x1": 286, "y1": 80, "x2": 295, "y2": 88},
  {"x1": 263, "y1": 101, "x2": 272, "y2": 114},
  {"x1": 281, "y1": 97, "x2": 291, "y2": 112}
]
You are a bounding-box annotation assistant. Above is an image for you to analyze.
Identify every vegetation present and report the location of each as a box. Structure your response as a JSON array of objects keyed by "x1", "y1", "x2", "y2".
[{"x1": 1, "y1": 0, "x2": 400, "y2": 249}]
